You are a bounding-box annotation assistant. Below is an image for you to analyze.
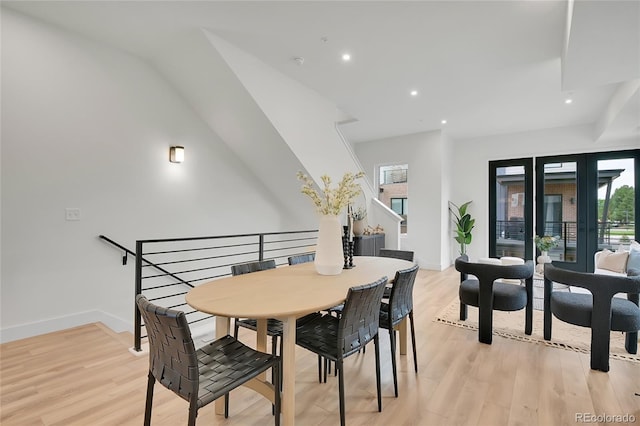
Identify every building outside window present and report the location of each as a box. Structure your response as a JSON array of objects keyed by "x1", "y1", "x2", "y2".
[{"x1": 379, "y1": 164, "x2": 408, "y2": 233}]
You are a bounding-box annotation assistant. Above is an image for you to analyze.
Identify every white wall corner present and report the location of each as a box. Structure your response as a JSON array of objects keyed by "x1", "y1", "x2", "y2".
[{"x1": 370, "y1": 198, "x2": 402, "y2": 249}]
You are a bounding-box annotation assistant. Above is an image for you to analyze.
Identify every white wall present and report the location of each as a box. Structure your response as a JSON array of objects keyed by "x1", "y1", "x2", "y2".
[
  {"x1": 203, "y1": 31, "x2": 375, "y2": 208},
  {"x1": 355, "y1": 130, "x2": 448, "y2": 270},
  {"x1": 450, "y1": 124, "x2": 639, "y2": 264},
  {"x1": 0, "y1": 9, "x2": 299, "y2": 342},
  {"x1": 440, "y1": 132, "x2": 454, "y2": 267}
]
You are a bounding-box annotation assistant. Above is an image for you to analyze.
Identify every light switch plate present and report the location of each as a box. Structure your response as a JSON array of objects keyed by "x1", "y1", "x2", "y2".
[{"x1": 65, "y1": 208, "x2": 81, "y2": 221}]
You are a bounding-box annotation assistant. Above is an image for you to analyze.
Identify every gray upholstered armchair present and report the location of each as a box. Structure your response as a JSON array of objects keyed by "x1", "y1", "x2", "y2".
[
  {"x1": 455, "y1": 255, "x2": 535, "y2": 344},
  {"x1": 543, "y1": 264, "x2": 640, "y2": 372}
]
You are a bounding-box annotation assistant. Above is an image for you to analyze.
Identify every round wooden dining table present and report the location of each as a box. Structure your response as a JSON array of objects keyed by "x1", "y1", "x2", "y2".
[{"x1": 186, "y1": 255, "x2": 415, "y2": 426}]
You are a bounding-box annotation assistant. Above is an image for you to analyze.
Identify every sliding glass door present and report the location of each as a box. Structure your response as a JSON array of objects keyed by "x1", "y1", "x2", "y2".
[{"x1": 536, "y1": 150, "x2": 639, "y2": 272}]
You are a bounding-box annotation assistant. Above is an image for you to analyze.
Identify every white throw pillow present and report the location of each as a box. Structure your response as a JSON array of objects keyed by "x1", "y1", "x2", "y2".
[{"x1": 595, "y1": 249, "x2": 629, "y2": 274}]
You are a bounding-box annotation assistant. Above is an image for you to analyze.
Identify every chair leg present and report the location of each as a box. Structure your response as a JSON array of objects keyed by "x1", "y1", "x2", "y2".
[
  {"x1": 143, "y1": 372, "x2": 155, "y2": 426},
  {"x1": 478, "y1": 290, "x2": 493, "y2": 344},
  {"x1": 188, "y1": 400, "x2": 198, "y2": 426},
  {"x1": 374, "y1": 336, "x2": 382, "y2": 412},
  {"x1": 273, "y1": 335, "x2": 283, "y2": 392},
  {"x1": 409, "y1": 311, "x2": 418, "y2": 373},
  {"x1": 524, "y1": 278, "x2": 533, "y2": 335},
  {"x1": 273, "y1": 360, "x2": 281, "y2": 426},
  {"x1": 625, "y1": 331, "x2": 638, "y2": 354},
  {"x1": 337, "y1": 360, "x2": 346, "y2": 426},
  {"x1": 543, "y1": 279, "x2": 552, "y2": 340},
  {"x1": 590, "y1": 325, "x2": 612, "y2": 372},
  {"x1": 324, "y1": 357, "x2": 329, "y2": 383},
  {"x1": 459, "y1": 302, "x2": 468, "y2": 321},
  {"x1": 224, "y1": 393, "x2": 229, "y2": 418},
  {"x1": 317, "y1": 355, "x2": 323, "y2": 383},
  {"x1": 388, "y1": 328, "x2": 398, "y2": 397}
]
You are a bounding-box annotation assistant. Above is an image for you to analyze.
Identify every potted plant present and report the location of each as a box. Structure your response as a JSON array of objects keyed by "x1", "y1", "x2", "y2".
[
  {"x1": 449, "y1": 200, "x2": 474, "y2": 255},
  {"x1": 351, "y1": 206, "x2": 367, "y2": 236},
  {"x1": 534, "y1": 235, "x2": 559, "y2": 254},
  {"x1": 534, "y1": 235, "x2": 559, "y2": 273},
  {"x1": 297, "y1": 171, "x2": 364, "y2": 275}
]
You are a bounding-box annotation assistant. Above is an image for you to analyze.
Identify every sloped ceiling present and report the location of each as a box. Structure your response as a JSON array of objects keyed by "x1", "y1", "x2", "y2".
[{"x1": 3, "y1": 1, "x2": 639, "y2": 143}]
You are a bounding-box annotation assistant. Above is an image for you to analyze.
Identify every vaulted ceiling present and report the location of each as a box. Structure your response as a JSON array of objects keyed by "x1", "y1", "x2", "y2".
[{"x1": 4, "y1": 1, "x2": 638, "y2": 143}]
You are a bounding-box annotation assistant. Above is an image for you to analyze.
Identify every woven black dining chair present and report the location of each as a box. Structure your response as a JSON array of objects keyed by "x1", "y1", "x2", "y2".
[
  {"x1": 231, "y1": 259, "x2": 283, "y2": 356},
  {"x1": 136, "y1": 295, "x2": 281, "y2": 426},
  {"x1": 379, "y1": 263, "x2": 419, "y2": 397},
  {"x1": 295, "y1": 276, "x2": 388, "y2": 426},
  {"x1": 378, "y1": 248, "x2": 415, "y2": 262},
  {"x1": 379, "y1": 248, "x2": 415, "y2": 298},
  {"x1": 287, "y1": 253, "x2": 315, "y2": 265}
]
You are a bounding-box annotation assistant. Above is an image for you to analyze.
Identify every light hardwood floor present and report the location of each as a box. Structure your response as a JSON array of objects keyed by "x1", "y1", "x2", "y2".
[{"x1": 2, "y1": 267, "x2": 639, "y2": 425}]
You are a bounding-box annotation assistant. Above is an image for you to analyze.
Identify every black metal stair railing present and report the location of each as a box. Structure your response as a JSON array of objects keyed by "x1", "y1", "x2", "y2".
[{"x1": 100, "y1": 230, "x2": 318, "y2": 351}]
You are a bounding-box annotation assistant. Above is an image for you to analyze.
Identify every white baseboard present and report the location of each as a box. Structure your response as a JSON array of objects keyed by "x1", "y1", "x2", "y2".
[{"x1": 0, "y1": 310, "x2": 132, "y2": 344}]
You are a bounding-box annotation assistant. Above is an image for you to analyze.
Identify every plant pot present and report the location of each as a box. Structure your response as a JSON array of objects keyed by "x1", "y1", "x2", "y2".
[
  {"x1": 536, "y1": 251, "x2": 552, "y2": 274},
  {"x1": 537, "y1": 251, "x2": 551, "y2": 264},
  {"x1": 353, "y1": 219, "x2": 366, "y2": 236},
  {"x1": 314, "y1": 214, "x2": 344, "y2": 275}
]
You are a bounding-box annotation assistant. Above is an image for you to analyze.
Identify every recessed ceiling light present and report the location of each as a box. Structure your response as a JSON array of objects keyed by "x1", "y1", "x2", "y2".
[
  {"x1": 565, "y1": 98, "x2": 573, "y2": 104},
  {"x1": 441, "y1": 119, "x2": 447, "y2": 125},
  {"x1": 410, "y1": 90, "x2": 418, "y2": 96},
  {"x1": 342, "y1": 53, "x2": 351, "y2": 61}
]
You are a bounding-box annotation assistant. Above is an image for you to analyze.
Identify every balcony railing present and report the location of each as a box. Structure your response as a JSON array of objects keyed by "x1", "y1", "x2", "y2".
[
  {"x1": 495, "y1": 220, "x2": 623, "y2": 261},
  {"x1": 382, "y1": 169, "x2": 407, "y2": 184}
]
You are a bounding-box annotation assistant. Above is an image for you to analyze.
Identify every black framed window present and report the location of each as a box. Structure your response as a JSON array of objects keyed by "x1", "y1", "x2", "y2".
[{"x1": 390, "y1": 198, "x2": 407, "y2": 215}]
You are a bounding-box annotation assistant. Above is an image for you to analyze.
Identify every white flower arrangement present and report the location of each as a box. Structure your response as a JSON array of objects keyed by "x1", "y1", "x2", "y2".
[
  {"x1": 297, "y1": 171, "x2": 365, "y2": 216},
  {"x1": 534, "y1": 235, "x2": 560, "y2": 252},
  {"x1": 351, "y1": 206, "x2": 367, "y2": 221}
]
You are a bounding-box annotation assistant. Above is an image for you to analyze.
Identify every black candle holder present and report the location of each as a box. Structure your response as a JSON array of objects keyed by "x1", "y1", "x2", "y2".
[
  {"x1": 343, "y1": 227, "x2": 354, "y2": 269},
  {"x1": 348, "y1": 240, "x2": 355, "y2": 268}
]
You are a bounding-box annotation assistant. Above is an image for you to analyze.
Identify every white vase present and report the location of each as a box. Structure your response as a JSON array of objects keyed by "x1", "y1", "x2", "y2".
[
  {"x1": 536, "y1": 251, "x2": 552, "y2": 274},
  {"x1": 314, "y1": 214, "x2": 344, "y2": 275},
  {"x1": 537, "y1": 250, "x2": 551, "y2": 264},
  {"x1": 353, "y1": 219, "x2": 366, "y2": 236}
]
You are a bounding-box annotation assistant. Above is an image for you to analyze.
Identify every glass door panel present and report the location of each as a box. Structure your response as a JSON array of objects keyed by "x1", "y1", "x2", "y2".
[
  {"x1": 597, "y1": 158, "x2": 636, "y2": 251},
  {"x1": 542, "y1": 162, "x2": 578, "y2": 263},
  {"x1": 490, "y1": 159, "x2": 533, "y2": 260},
  {"x1": 537, "y1": 149, "x2": 638, "y2": 272}
]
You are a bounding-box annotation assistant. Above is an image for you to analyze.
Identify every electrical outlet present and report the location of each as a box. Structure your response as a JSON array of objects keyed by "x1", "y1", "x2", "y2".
[{"x1": 65, "y1": 208, "x2": 81, "y2": 221}]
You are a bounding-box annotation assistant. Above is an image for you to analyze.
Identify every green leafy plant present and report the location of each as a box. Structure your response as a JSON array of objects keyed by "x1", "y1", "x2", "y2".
[{"x1": 449, "y1": 201, "x2": 475, "y2": 255}]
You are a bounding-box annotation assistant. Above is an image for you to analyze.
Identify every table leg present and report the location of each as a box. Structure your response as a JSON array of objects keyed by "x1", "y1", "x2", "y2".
[
  {"x1": 215, "y1": 316, "x2": 230, "y2": 415},
  {"x1": 397, "y1": 317, "x2": 407, "y2": 355},
  {"x1": 281, "y1": 315, "x2": 297, "y2": 426}
]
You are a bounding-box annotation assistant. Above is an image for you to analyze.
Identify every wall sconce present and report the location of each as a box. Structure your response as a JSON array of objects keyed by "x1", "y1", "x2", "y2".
[{"x1": 169, "y1": 146, "x2": 184, "y2": 163}]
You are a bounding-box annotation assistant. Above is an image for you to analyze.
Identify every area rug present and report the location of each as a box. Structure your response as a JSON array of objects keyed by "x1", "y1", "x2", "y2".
[{"x1": 434, "y1": 295, "x2": 640, "y2": 365}]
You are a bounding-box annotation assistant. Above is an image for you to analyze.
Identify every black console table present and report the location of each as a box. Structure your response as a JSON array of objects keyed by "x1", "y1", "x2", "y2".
[{"x1": 353, "y1": 234, "x2": 385, "y2": 256}]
